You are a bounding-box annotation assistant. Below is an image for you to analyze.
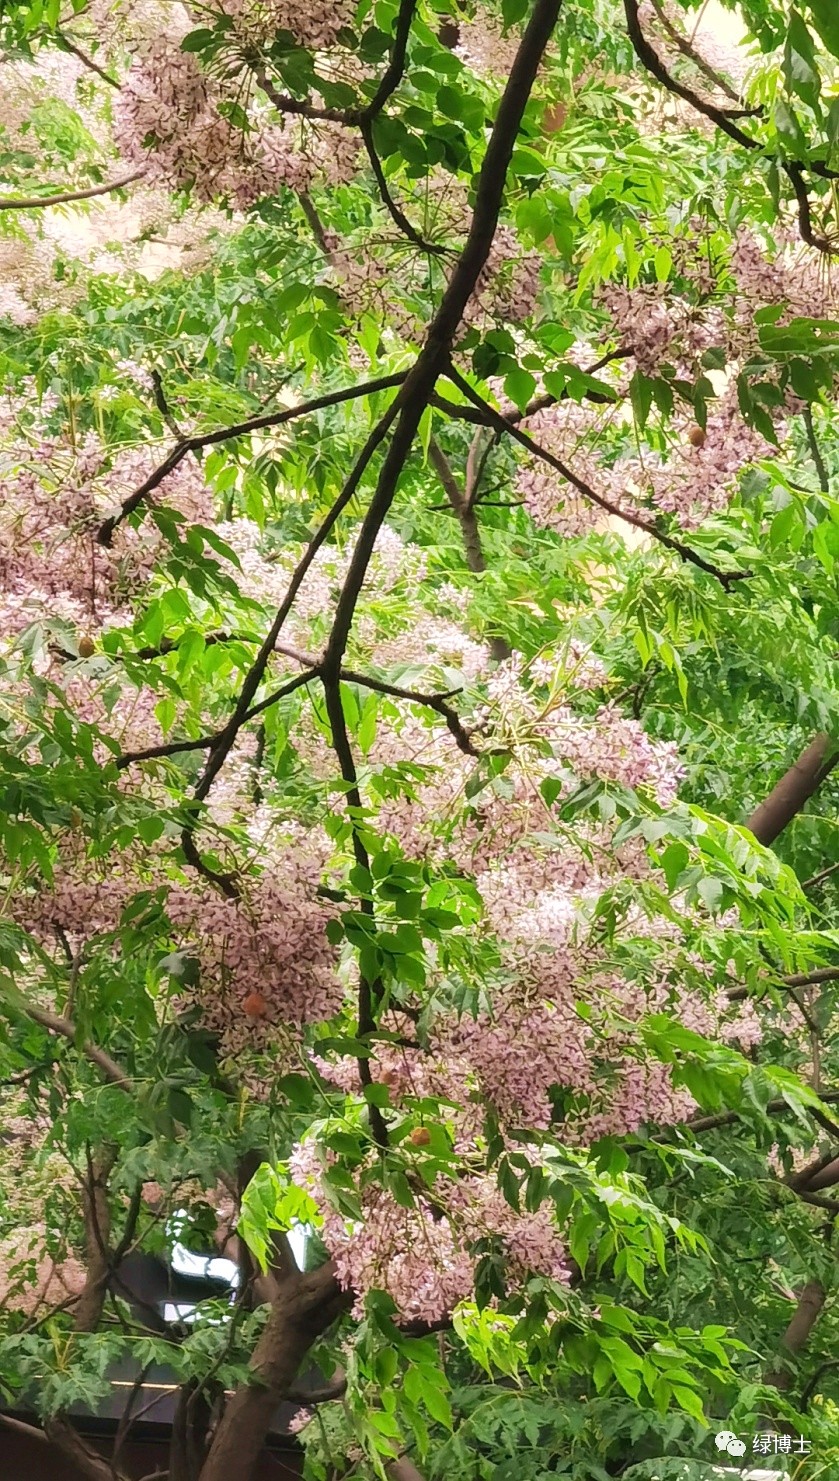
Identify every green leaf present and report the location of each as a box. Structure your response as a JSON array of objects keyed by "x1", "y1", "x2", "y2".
[
  {"x1": 504, "y1": 367, "x2": 537, "y2": 412},
  {"x1": 805, "y1": 0, "x2": 839, "y2": 60},
  {"x1": 630, "y1": 371, "x2": 654, "y2": 431},
  {"x1": 180, "y1": 27, "x2": 216, "y2": 50},
  {"x1": 773, "y1": 99, "x2": 808, "y2": 151},
  {"x1": 784, "y1": 11, "x2": 822, "y2": 111}
]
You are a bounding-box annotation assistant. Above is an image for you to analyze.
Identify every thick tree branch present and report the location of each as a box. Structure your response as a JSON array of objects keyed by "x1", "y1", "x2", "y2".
[
  {"x1": 786, "y1": 1150, "x2": 839, "y2": 1192},
  {"x1": 320, "y1": 672, "x2": 390, "y2": 1146},
  {"x1": 727, "y1": 965, "x2": 839, "y2": 1003},
  {"x1": 787, "y1": 967, "x2": 839, "y2": 989},
  {"x1": 624, "y1": 0, "x2": 837, "y2": 252},
  {"x1": 311, "y1": 0, "x2": 564, "y2": 1180},
  {"x1": 680, "y1": 1090, "x2": 839, "y2": 1134},
  {"x1": 42, "y1": 1415, "x2": 130, "y2": 1481},
  {"x1": 198, "y1": 1262, "x2": 351, "y2": 1481},
  {"x1": 177, "y1": 399, "x2": 401, "y2": 894},
  {"x1": 746, "y1": 733, "x2": 839, "y2": 847},
  {"x1": 20, "y1": 1001, "x2": 133, "y2": 1089},
  {"x1": 116, "y1": 730, "x2": 218, "y2": 768},
  {"x1": 116, "y1": 670, "x2": 315, "y2": 771},
  {"x1": 255, "y1": 70, "x2": 351, "y2": 124},
  {"x1": 798, "y1": 1156, "x2": 839, "y2": 1194},
  {"x1": 191, "y1": 412, "x2": 399, "y2": 808},
  {"x1": 322, "y1": 0, "x2": 564, "y2": 681},
  {"x1": 75, "y1": 1147, "x2": 117, "y2": 1333},
  {"x1": 646, "y1": 0, "x2": 744, "y2": 104},
  {"x1": 259, "y1": 0, "x2": 418, "y2": 126},
  {"x1": 96, "y1": 373, "x2": 407, "y2": 545},
  {"x1": 0, "y1": 1413, "x2": 49, "y2": 1442},
  {"x1": 362, "y1": 0, "x2": 417, "y2": 118},
  {"x1": 765, "y1": 1280, "x2": 826, "y2": 1392},
  {"x1": 623, "y1": 0, "x2": 756, "y2": 146},
  {"x1": 388, "y1": 1459, "x2": 429, "y2": 1481},
  {"x1": 0, "y1": 169, "x2": 146, "y2": 211}
]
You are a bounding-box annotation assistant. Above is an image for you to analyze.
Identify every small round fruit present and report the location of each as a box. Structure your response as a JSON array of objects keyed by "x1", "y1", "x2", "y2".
[
  {"x1": 78, "y1": 636, "x2": 95, "y2": 658},
  {"x1": 687, "y1": 425, "x2": 706, "y2": 448},
  {"x1": 243, "y1": 992, "x2": 268, "y2": 1019},
  {"x1": 409, "y1": 1126, "x2": 431, "y2": 1147}
]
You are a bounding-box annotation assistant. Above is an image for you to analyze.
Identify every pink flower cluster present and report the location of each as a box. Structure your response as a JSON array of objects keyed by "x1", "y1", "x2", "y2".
[
  {"x1": 463, "y1": 225, "x2": 543, "y2": 328},
  {"x1": 167, "y1": 863, "x2": 343, "y2": 1050},
  {"x1": 632, "y1": 381, "x2": 777, "y2": 529},
  {"x1": 114, "y1": 37, "x2": 358, "y2": 207},
  {"x1": 0, "y1": 421, "x2": 212, "y2": 636},
  {"x1": 289, "y1": 1136, "x2": 569, "y2": 1323},
  {"x1": 217, "y1": 0, "x2": 355, "y2": 51}
]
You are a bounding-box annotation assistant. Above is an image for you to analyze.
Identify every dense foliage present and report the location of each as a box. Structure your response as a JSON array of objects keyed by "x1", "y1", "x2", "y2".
[{"x1": 2, "y1": 0, "x2": 839, "y2": 1477}]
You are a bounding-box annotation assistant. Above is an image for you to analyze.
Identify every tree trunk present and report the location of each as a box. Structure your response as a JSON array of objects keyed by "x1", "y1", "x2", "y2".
[
  {"x1": 43, "y1": 1416, "x2": 122, "y2": 1481},
  {"x1": 198, "y1": 1262, "x2": 349, "y2": 1481},
  {"x1": 746, "y1": 733, "x2": 838, "y2": 846}
]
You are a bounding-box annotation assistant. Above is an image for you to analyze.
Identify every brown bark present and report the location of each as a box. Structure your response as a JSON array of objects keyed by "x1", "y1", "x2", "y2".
[
  {"x1": 428, "y1": 438, "x2": 512, "y2": 662},
  {"x1": 764, "y1": 1280, "x2": 826, "y2": 1392},
  {"x1": 198, "y1": 1262, "x2": 350, "y2": 1481},
  {"x1": 0, "y1": 169, "x2": 146, "y2": 210},
  {"x1": 745, "y1": 733, "x2": 838, "y2": 847},
  {"x1": 22, "y1": 1001, "x2": 133, "y2": 1088},
  {"x1": 43, "y1": 1416, "x2": 123, "y2": 1480},
  {"x1": 75, "y1": 1149, "x2": 115, "y2": 1333},
  {"x1": 209, "y1": 5, "x2": 559, "y2": 1476},
  {"x1": 389, "y1": 1459, "x2": 429, "y2": 1481},
  {"x1": 39, "y1": 1152, "x2": 135, "y2": 1481},
  {"x1": 802, "y1": 1156, "x2": 839, "y2": 1193},
  {"x1": 786, "y1": 1150, "x2": 839, "y2": 1191}
]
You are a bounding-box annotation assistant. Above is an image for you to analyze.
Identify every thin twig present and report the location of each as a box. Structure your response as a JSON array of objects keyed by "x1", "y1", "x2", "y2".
[
  {"x1": 444, "y1": 364, "x2": 746, "y2": 588},
  {"x1": 646, "y1": 0, "x2": 746, "y2": 105},
  {"x1": 802, "y1": 860, "x2": 839, "y2": 891},
  {"x1": 55, "y1": 30, "x2": 119, "y2": 87},
  {"x1": 803, "y1": 406, "x2": 830, "y2": 493},
  {"x1": 360, "y1": 119, "x2": 448, "y2": 256}
]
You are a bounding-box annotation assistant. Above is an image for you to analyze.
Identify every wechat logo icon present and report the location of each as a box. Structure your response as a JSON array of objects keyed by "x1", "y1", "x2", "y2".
[{"x1": 715, "y1": 1431, "x2": 746, "y2": 1457}]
